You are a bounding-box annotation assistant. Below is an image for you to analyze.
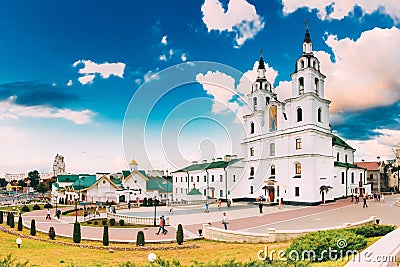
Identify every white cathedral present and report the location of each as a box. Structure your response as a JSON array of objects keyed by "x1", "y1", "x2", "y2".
[{"x1": 172, "y1": 27, "x2": 371, "y2": 205}]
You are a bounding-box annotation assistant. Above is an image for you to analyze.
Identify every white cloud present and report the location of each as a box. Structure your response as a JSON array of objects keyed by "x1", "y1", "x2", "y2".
[
  {"x1": 316, "y1": 27, "x2": 400, "y2": 112},
  {"x1": 74, "y1": 59, "x2": 126, "y2": 85},
  {"x1": 67, "y1": 80, "x2": 73, "y2": 87},
  {"x1": 196, "y1": 60, "x2": 278, "y2": 123},
  {"x1": 161, "y1": 35, "x2": 168, "y2": 45},
  {"x1": 78, "y1": 74, "x2": 95, "y2": 85},
  {"x1": 0, "y1": 127, "x2": 24, "y2": 144},
  {"x1": 201, "y1": 0, "x2": 265, "y2": 47},
  {"x1": 181, "y1": 53, "x2": 187, "y2": 62},
  {"x1": 159, "y1": 55, "x2": 167, "y2": 61},
  {"x1": 282, "y1": 0, "x2": 400, "y2": 21},
  {"x1": 134, "y1": 78, "x2": 142, "y2": 85},
  {"x1": 0, "y1": 96, "x2": 96, "y2": 124},
  {"x1": 349, "y1": 129, "x2": 400, "y2": 161},
  {"x1": 143, "y1": 69, "x2": 160, "y2": 82},
  {"x1": 169, "y1": 49, "x2": 174, "y2": 56}
]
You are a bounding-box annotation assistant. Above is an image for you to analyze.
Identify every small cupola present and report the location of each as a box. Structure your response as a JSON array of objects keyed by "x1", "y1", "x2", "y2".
[
  {"x1": 303, "y1": 21, "x2": 313, "y2": 54},
  {"x1": 252, "y1": 49, "x2": 272, "y2": 93}
]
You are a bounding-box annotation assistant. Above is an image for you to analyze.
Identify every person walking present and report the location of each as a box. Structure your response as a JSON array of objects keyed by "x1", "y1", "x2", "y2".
[
  {"x1": 156, "y1": 216, "x2": 166, "y2": 235},
  {"x1": 218, "y1": 199, "x2": 222, "y2": 210},
  {"x1": 222, "y1": 212, "x2": 228, "y2": 230},
  {"x1": 258, "y1": 201, "x2": 263, "y2": 214},
  {"x1": 363, "y1": 196, "x2": 368, "y2": 208},
  {"x1": 45, "y1": 208, "x2": 51, "y2": 220},
  {"x1": 351, "y1": 193, "x2": 354, "y2": 202},
  {"x1": 279, "y1": 198, "x2": 283, "y2": 210},
  {"x1": 204, "y1": 202, "x2": 209, "y2": 213}
]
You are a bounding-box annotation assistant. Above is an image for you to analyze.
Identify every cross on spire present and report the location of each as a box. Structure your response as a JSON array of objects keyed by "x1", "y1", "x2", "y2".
[
  {"x1": 260, "y1": 49, "x2": 263, "y2": 56},
  {"x1": 305, "y1": 18, "x2": 310, "y2": 29}
]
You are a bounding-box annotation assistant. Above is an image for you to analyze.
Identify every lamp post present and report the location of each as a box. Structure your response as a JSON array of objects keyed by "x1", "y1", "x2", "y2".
[
  {"x1": 54, "y1": 195, "x2": 58, "y2": 212},
  {"x1": 153, "y1": 193, "x2": 157, "y2": 227},
  {"x1": 377, "y1": 156, "x2": 382, "y2": 194},
  {"x1": 16, "y1": 238, "x2": 22, "y2": 248},
  {"x1": 127, "y1": 186, "x2": 130, "y2": 210},
  {"x1": 74, "y1": 195, "x2": 79, "y2": 222}
]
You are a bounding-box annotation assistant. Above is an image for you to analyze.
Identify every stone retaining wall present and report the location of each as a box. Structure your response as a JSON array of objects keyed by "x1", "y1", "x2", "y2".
[
  {"x1": 203, "y1": 216, "x2": 377, "y2": 243},
  {"x1": 107, "y1": 212, "x2": 170, "y2": 226}
]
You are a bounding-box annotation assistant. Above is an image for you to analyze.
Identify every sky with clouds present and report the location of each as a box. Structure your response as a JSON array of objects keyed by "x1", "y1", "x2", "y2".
[{"x1": 0, "y1": 0, "x2": 399, "y2": 176}]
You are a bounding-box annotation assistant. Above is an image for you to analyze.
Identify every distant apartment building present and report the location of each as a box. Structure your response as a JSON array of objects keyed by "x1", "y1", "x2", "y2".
[
  {"x1": 39, "y1": 172, "x2": 54, "y2": 180},
  {"x1": 5, "y1": 173, "x2": 26, "y2": 182},
  {"x1": 53, "y1": 154, "x2": 66, "y2": 176}
]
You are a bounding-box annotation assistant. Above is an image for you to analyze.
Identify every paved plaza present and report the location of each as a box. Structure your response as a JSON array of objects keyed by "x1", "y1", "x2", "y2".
[{"x1": 19, "y1": 194, "x2": 400, "y2": 242}]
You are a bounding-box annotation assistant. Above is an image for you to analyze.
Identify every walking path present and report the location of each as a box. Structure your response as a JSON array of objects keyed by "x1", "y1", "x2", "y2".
[{"x1": 20, "y1": 195, "x2": 400, "y2": 243}]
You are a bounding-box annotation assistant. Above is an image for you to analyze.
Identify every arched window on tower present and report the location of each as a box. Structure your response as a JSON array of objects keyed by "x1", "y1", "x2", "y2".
[
  {"x1": 250, "y1": 122, "x2": 255, "y2": 134},
  {"x1": 266, "y1": 97, "x2": 270, "y2": 105},
  {"x1": 298, "y1": 77, "x2": 304, "y2": 95},
  {"x1": 253, "y1": 97, "x2": 257, "y2": 111},
  {"x1": 300, "y1": 60, "x2": 304, "y2": 69},
  {"x1": 318, "y1": 108, "x2": 322, "y2": 122},
  {"x1": 295, "y1": 162, "x2": 301, "y2": 175},
  {"x1": 297, "y1": 107, "x2": 303, "y2": 122},
  {"x1": 314, "y1": 78, "x2": 319, "y2": 95}
]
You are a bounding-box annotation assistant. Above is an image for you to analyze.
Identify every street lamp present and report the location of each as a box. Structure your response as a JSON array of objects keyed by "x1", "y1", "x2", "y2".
[
  {"x1": 54, "y1": 195, "x2": 58, "y2": 213},
  {"x1": 377, "y1": 156, "x2": 382, "y2": 194},
  {"x1": 127, "y1": 186, "x2": 130, "y2": 210},
  {"x1": 153, "y1": 193, "x2": 157, "y2": 227},
  {"x1": 74, "y1": 195, "x2": 79, "y2": 222},
  {"x1": 16, "y1": 238, "x2": 22, "y2": 248}
]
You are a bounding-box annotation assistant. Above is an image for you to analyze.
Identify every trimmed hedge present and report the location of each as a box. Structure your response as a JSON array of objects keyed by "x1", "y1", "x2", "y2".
[
  {"x1": 17, "y1": 214, "x2": 23, "y2": 231},
  {"x1": 0, "y1": 211, "x2": 3, "y2": 224},
  {"x1": 44, "y1": 203, "x2": 53, "y2": 209},
  {"x1": 287, "y1": 229, "x2": 367, "y2": 262},
  {"x1": 119, "y1": 219, "x2": 125, "y2": 226},
  {"x1": 9, "y1": 213, "x2": 15, "y2": 228},
  {"x1": 110, "y1": 218, "x2": 115, "y2": 226},
  {"x1": 350, "y1": 225, "x2": 395, "y2": 238},
  {"x1": 49, "y1": 226, "x2": 56, "y2": 240},
  {"x1": 176, "y1": 224, "x2": 184, "y2": 245},
  {"x1": 73, "y1": 222, "x2": 81, "y2": 243},
  {"x1": 30, "y1": 219, "x2": 36, "y2": 236},
  {"x1": 136, "y1": 231, "x2": 145, "y2": 246},
  {"x1": 32, "y1": 204, "x2": 41, "y2": 210},
  {"x1": 103, "y1": 225, "x2": 109, "y2": 246},
  {"x1": 21, "y1": 205, "x2": 30, "y2": 212}
]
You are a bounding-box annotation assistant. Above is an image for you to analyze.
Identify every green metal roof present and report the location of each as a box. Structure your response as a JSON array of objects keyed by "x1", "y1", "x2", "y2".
[
  {"x1": 172, "y1": 158, "x2": 243, "y2": 173},
  {"x1": 122, "y1": 170, "x2": 131, "y2": 178},
  {"x1": 52, "y1": 182, "x2": 60, "y2": 189},
  {"x1": 187, "y1": 187, "x2": 202, "y2": 195},
  {"x1": 334, "y1": 162, "x2": 363, "y2": 169},
  {"x1": 332, "y1": 135, "x2": 354, "y2": 150},
  {"x1": 146, "y1": 177, "x2": 172, "y2": 193},
  {"x1": 110, "y1": 178, "x2": 124, "y2": 189},
  {"x1": 71, "y1": 175, "x2": 97, "y2": 191},
  {"x1": 138, "y1": 170, "x2": 147, "y2": 178},
  {"x1": 57, "y1": 174, "x2": 79, "y2": 183}
]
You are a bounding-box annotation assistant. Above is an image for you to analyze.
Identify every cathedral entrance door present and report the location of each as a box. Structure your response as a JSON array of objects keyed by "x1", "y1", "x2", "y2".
[
  {"x1": 321, "y1": 191, "x2": 325, "y2": 204},
  {"x1": 268, "y1": 187, "x2": 275, "y2": 202}
]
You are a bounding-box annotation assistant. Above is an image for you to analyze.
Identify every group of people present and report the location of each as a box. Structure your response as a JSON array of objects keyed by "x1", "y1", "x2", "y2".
[
  {"x1": 156, "y1": 215, "x2": 168, "y2": 235},
  {"x1": 45, "y1": 208, "x2": 61, "y2": 220},
  {"x1": 204, "y1": 199, "x2": 232, "y2": 213},
  {"x1": 351, "y1": 192, "x2": 385, "y2": 208}
]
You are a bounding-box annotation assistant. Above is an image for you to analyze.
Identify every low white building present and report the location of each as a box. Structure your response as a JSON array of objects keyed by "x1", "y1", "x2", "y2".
[
  {"x1": 5, "y1": 173, "x2": 26, "y2": 182},
  {"x1": 172, "y1": 155, "x2": 244, "y2": 202}
]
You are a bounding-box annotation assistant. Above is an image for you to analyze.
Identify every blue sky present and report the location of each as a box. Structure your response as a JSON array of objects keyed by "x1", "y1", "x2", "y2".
[{"x1": 1, "y1": 0, "x2": 399, "y2": 176}]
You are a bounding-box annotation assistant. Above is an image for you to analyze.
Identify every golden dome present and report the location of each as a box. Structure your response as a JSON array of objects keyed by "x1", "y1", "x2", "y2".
[{"x1": 129, "y1": 159, "x2": 138, "y2": 165}]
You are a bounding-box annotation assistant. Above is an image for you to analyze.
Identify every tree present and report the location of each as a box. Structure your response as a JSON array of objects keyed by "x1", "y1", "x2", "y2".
[
  {"x1": 30, "y1": 219, "x2": 36, "y2": 236},
  {"x1": 9, "y1": 213, "x2": 15, "y2": 228},
  {"x1": 17, "y1": 179, "x2": 27, "y2": 187},
  {"x1": 28, "y1": 170, "x2": 40, "y2": 189},
  {"x1": 103, "y1": 225, "x2": 109, "y2": 246},
  {"x1": 36, "y1": 183, "x2": 49, "y2": 196},
  {"x1": 136, "y1": 231, "x2": 145, "y2": 246},
  {"x1": 48, "y1": 227, "x2": 56, "y2": 240},
  {"x1": 73, "y1": 222, "x2": 81, "y2": 243},
  {"x1": 17, "y1": 214, "x2": 23, "y2": 231},
  {"x1": 0, "y1": 178, "x2": 7, "y2": 188},
  {"x1": 176, "y1": 224, "x2": 184, "y2": 245}
]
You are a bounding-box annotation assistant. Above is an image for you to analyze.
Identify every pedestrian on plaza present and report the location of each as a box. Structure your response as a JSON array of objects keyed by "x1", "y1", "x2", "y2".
[
  {"x1": 56, "y1": 209, "x2": 61, "y2": 219},
  {"x1": 169, "y1": 206, "x2": 174, "y2": 215},
  {"x1": 95, "y1": 206, "x2": 100, "y2": 217},
  {"x1": 279, "y1": 198, "x2": 283, "y2": 210},
  {"x1": 258, "y1": 201, "x2": 263, "y2": 214},
  {"x1": 381, "y1": 194, "x2": 385, "y2": 202},
  {"x1": 351, "y1": 193, "x2": 354, "y2": 202},
  {"x1": 218, "y1": 199, "x2": 222, "y2": 210},
  {"x1": 128, "y1": 202, "x2": 131, "y2": 210},
  {"x1": 378, "y1": 194, "x2": 381, "y2": 202},
  {"x1": 45, "y1": 208, "x2": 51, "y2": 220},
  {"x1": 204, "y1": 202, "x2": 209, "y2": 213},
  {"x1": 363, "y1": 196, "x2": 368, "y2": 208},
  {"x1": 227, "y1": 199, "x2": 231, "y2": 208},
  {"x1": 222, "y1": 212, "x2": 228, "y2": 230},
  {"x1": 156, "y1": 215, "x2": 167, "y2": 235}
]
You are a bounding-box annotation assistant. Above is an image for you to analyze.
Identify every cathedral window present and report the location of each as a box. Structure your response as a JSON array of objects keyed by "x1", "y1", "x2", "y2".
[
  {"x1": 270, "y1": 143, "x2": 275, "y2": 156},
  {"x1": 250, "y1": 122, "x2": 255, "y2": 134},
  {"x1": 298, "y1": 77, "x2": 304, "y2": 95},
  {"x1": 345, "y1": 155, "x2": 348, "y2": 163},
  {"x1": 250, "y1": 147, "x2": 254, "y2": 156},
  {"x1": 300, "y1": 60, "x2": 304, "y2": 69},
  {"x1": 315, "y1": 78, "x2": 319, "y2": 95},
  {"x1": 318, "y1": 108, "x2": 322, "y2": 122},
  {"x1": 271, "y1": 165, "x2": 275, "y2": 176},
  {"x1": 337, "y1": 153, "x2": 340, "y2": 162},
  {"x1": 297, "y1": 107, "x2": 303, "y2": 122},
  {"x1": 295, "y1": 187, "x2": 300, "y2": 197},
  {"x1": 250, "y1": 186, "x2": 254, "y2": 194},
  {"x1": 295, "y1": 162, "x2": 301, "y2": 174},
  {"x1": 266, "y1": 97, "x2": 270, "y2": 105},
  {"x1": 211, "y1": 175, "x2": 214, "y2": 182},
  {"x1": 296, "y1": 138, "x2": 302, "y2": 150},
  {"x1": 253, "y1": 97, "x2": 257, "y2": 111},
  {"x1": 351, "y1": 173, "x2": 354, "y2": 184},
  {"x1": 250, "y1": 167, "x2": 255, "y2": 176},
  {"x1": 341, "y1": 172, "x2": 345, "y2": 184}
]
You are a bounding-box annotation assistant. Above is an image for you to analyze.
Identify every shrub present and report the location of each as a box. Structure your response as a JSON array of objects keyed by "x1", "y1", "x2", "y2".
[
  {"x1": 102, "y1": 220, "x2": 108, "y2": 226},
  {"x1": 148, "y1": 198, "x2": 153, "y2": 207},
  {"x1": 87, "y1": 221, "x2": 92, "y2": 224},
  {"x1": 176, "y1": 224, "x2": 184, "y2": 245},
  {"x1": 48, "y1": 226, "x2": 56, "y2": 240},
  {"x1": 73, "y1": 222, "x2": 81, "y2": 243},
  {"x1": 110, "y1": 218, "x2": 116, "y2": 226},
  {"x1": 9, "y1": 213, "x2": 15, "y2": 228},
  {"x1": 94, "y1": 221, "x2": 99, "y2": 225},
  {"x1": 287, "y1": 229, "x2": 367, "y2": 262},
  {"x1": 0, "y1": 211, "x2": 3, "y2": 224},
  {"x1": 119, "y1": 219, "x2": 125, "y2": 226},
  {"x1": 44, "y1": 203, "x2": 52, "y2": 209},
  {"x1": 21, "y1": 205, "x2": 30, "y2": 212},
  {"x1": 350, "y1": 225, "x2": 396, "y2": 238},
  {"x1": 143, "y1": 197, "x2": 147, "y2": 207},
  {"x1": 136, "y1": 231, "x2": 145, "y2": 246},
  {"x1": 17, "y1": 214, "x2": 23, "y2": 231},
  {"x1": 6, "y1": 212, "x2": 10, "y2": 226},
  {"x1": 32, "y1": 204, "x2": 41, "y2": 210},
  {"x1": 30, "y1": 219, "x2": 36, "y2": 236},
  {"x1": 103, "y1": 225, "x2": 109, "y2": 246}
]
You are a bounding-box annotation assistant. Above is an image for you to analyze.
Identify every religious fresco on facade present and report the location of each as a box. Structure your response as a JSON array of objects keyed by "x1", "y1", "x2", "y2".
[{"x1": 269, "y1": 105, "x2": 277, "y2": 131}]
